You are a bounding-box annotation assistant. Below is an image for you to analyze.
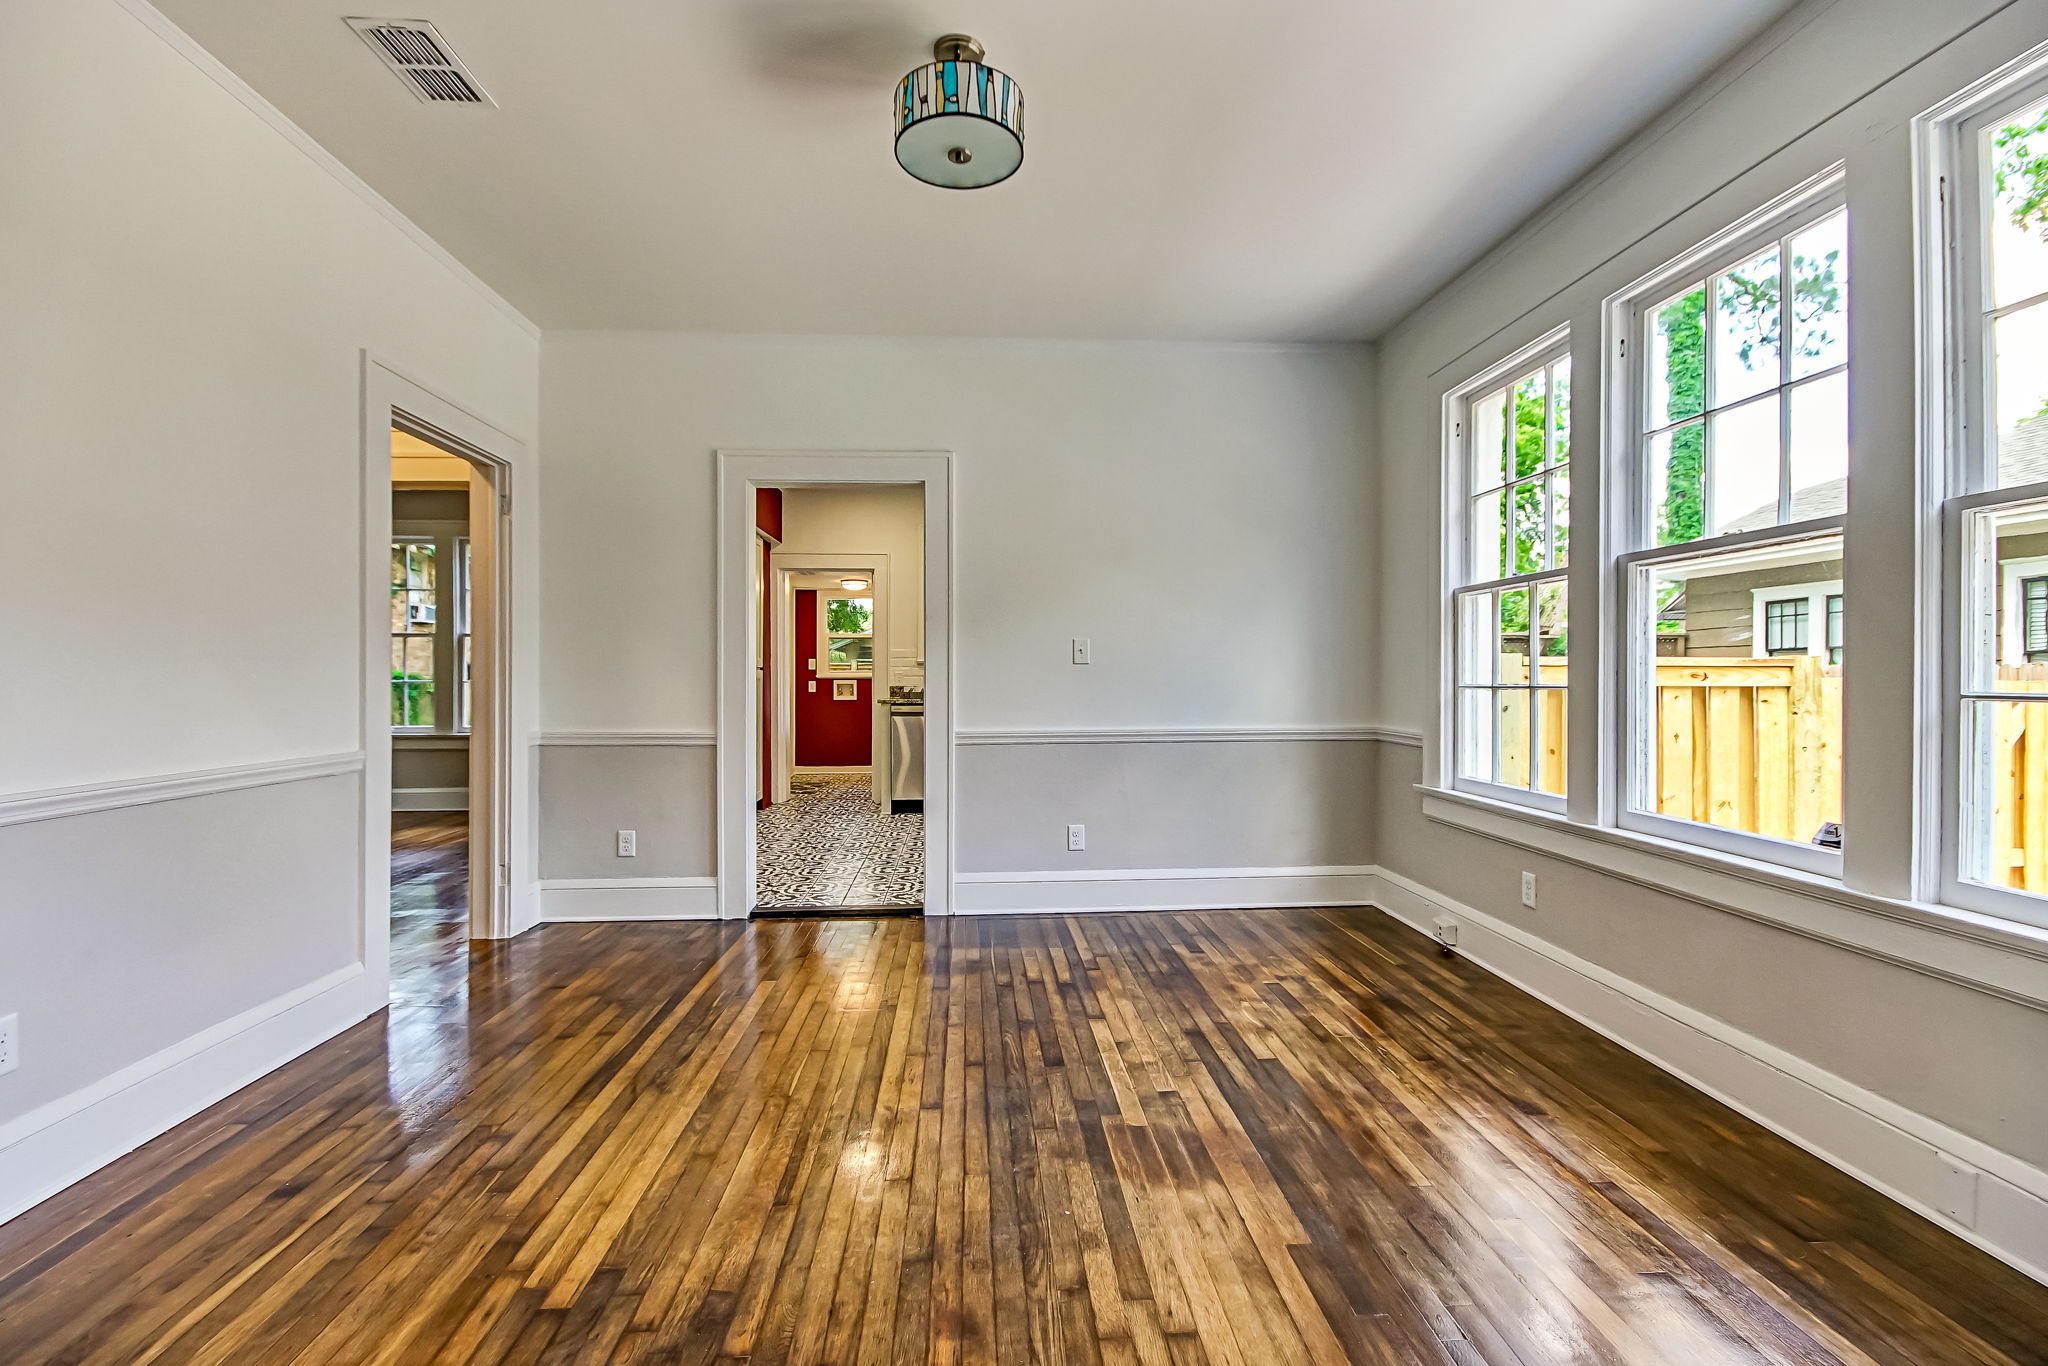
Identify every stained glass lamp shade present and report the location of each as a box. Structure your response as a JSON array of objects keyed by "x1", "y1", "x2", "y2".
[{"x1": 895, "y1": 35, "x2": 1023, "y2": 190}]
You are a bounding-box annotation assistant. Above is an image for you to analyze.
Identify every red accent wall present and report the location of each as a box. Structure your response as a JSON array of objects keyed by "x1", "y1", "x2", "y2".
[
  {"x1": 793, "y1": 590, "x2": 871, "y2": 766},
  {"x1": 754, "y1": 487, "x2": 783, "y2": 541}
]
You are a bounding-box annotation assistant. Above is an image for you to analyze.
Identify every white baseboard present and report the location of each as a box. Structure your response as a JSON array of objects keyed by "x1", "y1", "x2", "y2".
[
  {"x1": 538, "y1": 877, "x2": 718, "y2": 921},
  {"x1": 1366, "y1": 867, "x2": 2048, "y2": 1288},
  {"x1": 0, "y1": 963, "x2": 371, "y2": 1228},
  {"x1": 393, "y1": 786, "x2": 468, "y2": 811},
  {"x1": 953, "y1": 866, "x2": 1377, "y2": 915}
]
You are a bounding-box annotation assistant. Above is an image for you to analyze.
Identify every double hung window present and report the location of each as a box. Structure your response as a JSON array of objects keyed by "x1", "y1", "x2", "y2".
[
  {"x1": 1449, "y1": 341, "x2": 1572, "y2": 807},
  {"x1": 1615, "y1": 187, "x2": 1850, "y2": 872},
  {"x1": 1934, "y1": 68, "x2": 2048, "y2": 924},
  {"x1": 390, "y1": 532, "x2": 471, "y2": 734}
]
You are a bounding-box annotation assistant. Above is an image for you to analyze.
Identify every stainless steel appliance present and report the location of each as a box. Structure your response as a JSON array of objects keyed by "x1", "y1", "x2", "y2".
[{"x1": 889, "y1": 709, "x2": 924, "y2": 811}]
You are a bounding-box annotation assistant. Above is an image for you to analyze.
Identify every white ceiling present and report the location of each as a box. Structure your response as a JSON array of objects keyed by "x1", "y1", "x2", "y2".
[{"x1": 156, "y1": 0, "x2": 1799, "y2": 340}]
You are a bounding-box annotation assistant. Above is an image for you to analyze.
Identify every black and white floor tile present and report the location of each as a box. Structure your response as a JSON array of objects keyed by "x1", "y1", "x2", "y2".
[{"x1": 755, "y1": 773, "x2": 924, "y2": 909}]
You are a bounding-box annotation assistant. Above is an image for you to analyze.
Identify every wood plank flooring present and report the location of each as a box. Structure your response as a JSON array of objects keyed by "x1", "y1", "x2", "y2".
[{"x1": 1, "y1": 908, "x2": 2043, "y2": 1364}]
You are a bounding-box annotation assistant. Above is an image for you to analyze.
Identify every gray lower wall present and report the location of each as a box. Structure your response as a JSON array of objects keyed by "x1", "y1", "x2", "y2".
[
  {"x1": 538, "y1": 744, "x2": 715, "y2": 879},
  {"x1": 535, "y1": 737, "x2": 1376, "y2": 880},
  {"x1": 957, "y1": 739, "x2": 1376, "y2": 873},
  {"x1": 1372, "y1": 739, "x2": 2048, "y2": 1171},
  {"x1": 393, "y1": 739, "x2": 467, "y2": 792},
  {"x1": 0, "y1": 773, "x2": 362, "y2": 1127}
]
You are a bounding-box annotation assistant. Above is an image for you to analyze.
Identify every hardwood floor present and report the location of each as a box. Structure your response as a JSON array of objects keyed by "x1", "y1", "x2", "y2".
[{"x1": 0, "y1": 908, "x2": 2041, "y2": 1364}]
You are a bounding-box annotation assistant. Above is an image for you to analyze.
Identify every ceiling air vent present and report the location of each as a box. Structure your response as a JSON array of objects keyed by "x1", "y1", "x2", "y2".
[{"x1": 345, "y1": 18, "x2": 494, "y2": 106}]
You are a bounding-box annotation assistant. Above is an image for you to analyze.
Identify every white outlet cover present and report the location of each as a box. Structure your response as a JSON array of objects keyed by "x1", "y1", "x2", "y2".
[{"x1": 0, "y1": 1013, "x2": 17, "y2": 1075}]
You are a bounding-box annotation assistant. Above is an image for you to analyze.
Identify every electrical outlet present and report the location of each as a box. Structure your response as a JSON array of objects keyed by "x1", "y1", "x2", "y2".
[
  {"x1": 1431, "y1": 917, "x2": 1459, "y2": 947},
  {"x1": 0, "y1": 1014, "x2": 17, "y2": 1076},
  {"x1": 1933, "y1": 1154, "x2": 1980, "y2": 1225},
  {"x1": 617, "y1": 829, "x2": 638, "y2": 858},
  {"x1": 1066, "y1": 823, "x2": 1086, "y2": 852},
  {"x1": 1520, "y1": 871, "x2": 1538, "y2": 909},
  {"x1": 1071, "y1": 637, "x2": 1092, "y2": 665}
]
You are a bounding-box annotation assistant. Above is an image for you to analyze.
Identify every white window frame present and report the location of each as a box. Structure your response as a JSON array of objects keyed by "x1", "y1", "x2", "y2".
[
  {"x1": 1442, "y1": 327, "x2": 1572, "y2": 814},
  {"x1": 1607, "y1": 167, "x2": 1848, "y2": 877},
  {"x1": 1747, "y1": 578, "x2": 1844, "y2": 661},
  {"x1": 817, "y1": 592, "x2": 876, "y2": 676},
  {"x1": 1922, "y1": 43, "x2": 2048, "y2": 931},
  {"x1": 391, "y1": 521, "x2": 471, "y2": 737}
]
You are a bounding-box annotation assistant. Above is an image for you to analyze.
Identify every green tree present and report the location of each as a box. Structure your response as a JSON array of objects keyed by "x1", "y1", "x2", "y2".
[
  {"x1": 1654, "y1": 289, "x2": 1707, "y2": 546},
  {"x1": 826, "y1": 597, "x2": 872, "y2": 633},
  {"x1": 1651, "y1": 242, "x2": 1843, "y2": 547},
  {"x1": 1995, "y1": 108, "x2": 2048, "y2": 238}
]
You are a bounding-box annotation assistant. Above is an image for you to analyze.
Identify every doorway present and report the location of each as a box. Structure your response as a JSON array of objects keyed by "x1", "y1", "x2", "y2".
[
  {"x1": 717, "y1": 452, "x2": 953, "y2": 919},
  {"x1": 388, "y1": 427, "x2": 486, "y2": 979},
  {"x1": 758, "y1": 538, "x2": 924, "y2": 911}
]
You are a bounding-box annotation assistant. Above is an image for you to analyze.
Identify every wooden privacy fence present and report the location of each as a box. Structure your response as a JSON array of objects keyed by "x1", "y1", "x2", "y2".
[
  {"x1": 1653, "y1": 656, "x2": 1841, "y2": 842},
  {"x1": 1496, "y1": 655, "x2": 1843, "y2": 840},
  {"x1": 1991, "y1": 664, "x2": 2048, "y2": 891},
  {"x1": 1496, "y1": 657, "x2": 2048, "y2": 881}
]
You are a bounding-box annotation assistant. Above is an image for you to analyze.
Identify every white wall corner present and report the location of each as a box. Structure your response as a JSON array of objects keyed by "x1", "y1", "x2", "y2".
[
  {"x1": 0, "y1": 964, "x2": 371, "y2": 1229},
  {"x1": 1364, "y1": 867, "x2": 2048, "y2": 1288}
]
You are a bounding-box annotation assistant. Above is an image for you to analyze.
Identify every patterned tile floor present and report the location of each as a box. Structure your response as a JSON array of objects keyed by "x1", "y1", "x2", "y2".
[{"x1": 755, "y1": 773, "x2": 925, "y2": 910}]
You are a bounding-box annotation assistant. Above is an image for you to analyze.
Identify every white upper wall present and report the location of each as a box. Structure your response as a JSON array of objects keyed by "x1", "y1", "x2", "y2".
[
  {"x1": 541, "y1": 334, "x2": 1376, "y2": 733},
  {"x1": 778, "y1": 486, "x2": 925, "y2": 670},
  {"x1": 0, "y1": 0, "x2": 539, "y2": 795}
]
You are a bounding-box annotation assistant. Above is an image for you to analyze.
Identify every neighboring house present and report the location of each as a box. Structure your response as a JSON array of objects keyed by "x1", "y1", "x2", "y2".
[{"x1": 1659, "y1": 418, "x2": 2048, "y2": 659}]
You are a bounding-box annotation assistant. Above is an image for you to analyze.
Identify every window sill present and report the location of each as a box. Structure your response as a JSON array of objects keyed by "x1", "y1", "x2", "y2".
[{"x1": 1415, "y1": 784, "x2": 2048, "y2": 1012}]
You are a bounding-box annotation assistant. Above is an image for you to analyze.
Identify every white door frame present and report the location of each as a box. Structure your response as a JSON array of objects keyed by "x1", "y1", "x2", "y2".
[
  {"x1": 716, "y1": 451, "x2": 953, "y2": 919},
  {"x1": 362, "y1": 355, "x2": 536, "y2": 1007},
  {"x1": 774, "y1": 553, "x2": 892, "y2": 803}
]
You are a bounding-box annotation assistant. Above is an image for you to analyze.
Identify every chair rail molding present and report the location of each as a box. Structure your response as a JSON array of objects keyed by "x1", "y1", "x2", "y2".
[{"x1": 0, "y1": 752, "x2": 364, "y2": 829}]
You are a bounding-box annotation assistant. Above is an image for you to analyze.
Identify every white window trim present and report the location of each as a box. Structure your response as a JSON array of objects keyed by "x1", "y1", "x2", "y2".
[
  {"x1": 1748, "y1": 578, "x2": 1844, "y2": 660},
  {"x1": 816, "y1": 592, "x2": 876, "y2": 677},
  {"x1": 391, "y1": 518, "x2": 472, "y2": 738},
  {"x1": 1921, "y1": 42, "x2": 2048, "y2": 932},
  {"x1": 1605, "y1": 166, "x2": 1849, "y2": 878},
  {"x1": 1441, "y1": 326, "x2": 1572, "y2": 814}
]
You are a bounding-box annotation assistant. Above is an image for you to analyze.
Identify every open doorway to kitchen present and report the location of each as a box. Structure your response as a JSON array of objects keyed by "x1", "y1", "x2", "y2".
[
  {"x1": 754, "y1": 487, "x2": 925, "y2": 913},
  {"x1": 718, "y1": 452, "x2": 953, "y2": 920}
]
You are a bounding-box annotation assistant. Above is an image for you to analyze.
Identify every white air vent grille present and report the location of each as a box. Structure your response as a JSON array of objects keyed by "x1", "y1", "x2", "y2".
[{"x1": 346, "y1": 17, "x2": 494, "y2": 106}]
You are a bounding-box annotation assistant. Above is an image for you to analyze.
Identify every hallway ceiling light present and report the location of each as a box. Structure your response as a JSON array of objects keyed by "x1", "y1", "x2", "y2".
[
  {"x1": 840, "y1": 577, "x2": 871, "y2": 590},
  {"x1": 894, "y1": 35, "x2": 1023, "y2": 190}
]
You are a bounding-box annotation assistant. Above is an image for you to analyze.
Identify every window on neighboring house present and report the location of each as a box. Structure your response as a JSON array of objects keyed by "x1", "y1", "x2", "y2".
[
  {"x1": 391, "y1": 531, "x2": 471, "y2": 733},
  {"x1": 1748, "y1": 580, "x2": 1844, "y2": 661},
  {"x1": 821, "y1": 595, "x2": 875, "y2": 673},
  {"x1": 1617, "y1": 181, "x2": 1847, "y2": 872},
  {"x1": 1934, "y1": 67, "x2": 2048, "y2": 927},
  {"x1": 1448, "y1": 339, "x2": 1571, "y2": 807},
  {"x1": 2023, "y1": 577, "x2": 2048, "y2": 660},
  {"x1": 1762, "y1": 598, "x2": 1808, "y2": 655}
]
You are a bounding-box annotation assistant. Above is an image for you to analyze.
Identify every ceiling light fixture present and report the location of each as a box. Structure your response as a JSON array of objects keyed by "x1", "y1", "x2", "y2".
[
  {"x1": 840, "y1": 578, "x2": 871, "y2": 591},
  {"x1": 895, "y1": 35, "x2": 1023, "y2": 190}
]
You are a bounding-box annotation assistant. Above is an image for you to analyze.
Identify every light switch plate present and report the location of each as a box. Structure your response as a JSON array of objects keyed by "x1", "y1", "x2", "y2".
[{"x1": 1072, "y1": 638, "x2": 1092, "y2": 665}]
